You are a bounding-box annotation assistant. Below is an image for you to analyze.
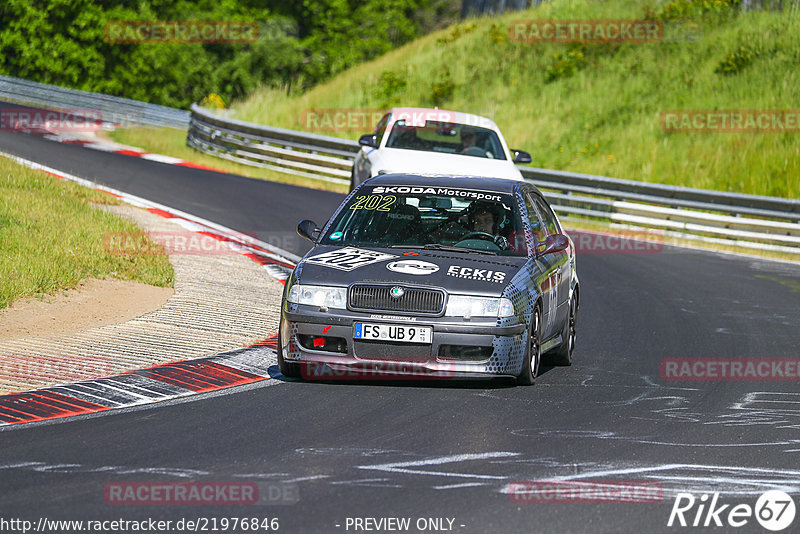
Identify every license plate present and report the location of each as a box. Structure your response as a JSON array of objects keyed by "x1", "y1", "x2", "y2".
[{"x1": 354, "y1": 322, "x2": 432, "y2": 344}]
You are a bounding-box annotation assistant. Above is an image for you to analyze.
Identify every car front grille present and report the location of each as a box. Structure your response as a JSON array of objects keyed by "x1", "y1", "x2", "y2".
[{"x1": 349, "y1": 284, "x2": 445, "y2": 315}]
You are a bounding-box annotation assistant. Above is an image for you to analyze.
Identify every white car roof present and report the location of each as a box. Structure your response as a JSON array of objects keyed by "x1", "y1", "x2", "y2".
[{"x1": 387, "y1": 107, "x2": 499, "y2": 132}]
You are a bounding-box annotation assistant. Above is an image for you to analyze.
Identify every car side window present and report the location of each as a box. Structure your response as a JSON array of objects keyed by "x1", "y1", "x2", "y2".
[
  {"x1": 523, "y1": 191, "x2": 547, "y2": 245},
  {"x1": 374, "y1": 113, "x2": 390, "y2": 146},
  {"x1": 532, "y1": 194, "x2": 560, "y2": 236}
]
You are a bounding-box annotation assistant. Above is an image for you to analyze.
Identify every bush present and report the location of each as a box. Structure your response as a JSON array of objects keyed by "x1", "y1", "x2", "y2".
[
  {"x1": 656, "y1": 0, "x2": 742, "y2": 22},
  {"x1": 0, "y1": 0, "x2": 455, "y2": 109},
  {"x1": 376, "y1": 70, "x2": 409, "y2": 109},
  {"x1": 715, "y1": 45, "x2": 756, "y2": 74},
  {"x1": 545, "y1": 46, "x2": 587, "y2": 83},
  {"x1": 428, "y1": 67, "x2": 455, "y2": 107}
]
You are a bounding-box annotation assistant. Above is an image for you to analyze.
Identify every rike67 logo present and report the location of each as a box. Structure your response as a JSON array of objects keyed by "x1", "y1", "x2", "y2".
[{"x1": 668, "y1": 490, "x2": 796, "y2": 531}]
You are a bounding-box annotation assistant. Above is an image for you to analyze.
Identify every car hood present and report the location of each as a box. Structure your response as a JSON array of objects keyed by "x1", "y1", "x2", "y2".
[
  {"x1": 295, "y1": 245, "x2": 527, "y2": 297},
  {"x1": 374, "y1": 149, "x2": 524, "y2": 180}
]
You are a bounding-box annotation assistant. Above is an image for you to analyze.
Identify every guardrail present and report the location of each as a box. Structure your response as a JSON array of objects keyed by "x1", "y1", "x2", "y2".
[
  {"x1": 0, "y1": 75, "x2": 189, "y2": 128},
  {"x1": 188, "y1": 104, "x2": 800, "y2": 255},
  {"x1": 188, "y1": 104, "x2": 355, "y2": 185}
]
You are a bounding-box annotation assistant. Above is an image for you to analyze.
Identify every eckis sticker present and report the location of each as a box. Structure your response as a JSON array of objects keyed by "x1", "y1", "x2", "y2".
[
  {"x1": 305, "y1": 247, "x2": 396, "y2": 271},
  {"x1": 447, "y1": 265, "x2": 507, "y2": 283}
]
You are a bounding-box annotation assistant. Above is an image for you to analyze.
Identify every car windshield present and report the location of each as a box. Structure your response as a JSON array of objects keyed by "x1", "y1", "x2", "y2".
[
  {"x1": 385, "y1": 120, "x2": 507, "y2": 160},
  {"x1": 320, "y1": 186, "x2": 529, "y2": 256}
]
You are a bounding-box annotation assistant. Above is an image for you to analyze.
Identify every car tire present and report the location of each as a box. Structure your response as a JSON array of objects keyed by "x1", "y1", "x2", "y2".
[
  {"x1": 550, "y1": 293, "x2": 577, "y2": 366},
  {"x1": 277, "y1": 320, "x2": 300, "y2": 378},
  {"x1": 517, "y1": 306, "x2": 541, "y2": 386}
]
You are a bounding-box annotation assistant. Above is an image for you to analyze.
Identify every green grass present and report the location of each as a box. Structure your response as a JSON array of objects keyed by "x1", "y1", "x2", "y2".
[
  {"x1": 227, "y1": 0, "x2": 799, "y2": 199},
  {"x1": 106, "y1": 127, "x2": 350, "y2": 194},
  {"x1": 0, "y1": 156, "x2": 174, "y2": 310}
]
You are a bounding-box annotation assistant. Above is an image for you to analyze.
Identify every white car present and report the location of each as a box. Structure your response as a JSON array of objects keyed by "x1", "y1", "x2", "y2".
[{"x1": 351, "y1": 107, "x2": 531, "y2": 190}]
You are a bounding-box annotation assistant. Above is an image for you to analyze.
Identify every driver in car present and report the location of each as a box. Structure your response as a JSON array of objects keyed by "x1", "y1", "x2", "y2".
[
  {"x1": 460, "y1": 128, "x2": 486, "y2": 157},
  {"x1": 471, "y1": 206, "x2": 497, "y2": 235},
  {"x1": 431, "y1": 201, "x2": 508, "y2": 250}
]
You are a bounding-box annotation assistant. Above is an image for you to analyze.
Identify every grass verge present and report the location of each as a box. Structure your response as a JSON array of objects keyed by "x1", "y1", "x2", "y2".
[
  {"x1": 0, "y1": 156, "x2": 174, "y2": 310},
  {"x1": 231, "y1": 0, "x2": 799, "y2": 199}
]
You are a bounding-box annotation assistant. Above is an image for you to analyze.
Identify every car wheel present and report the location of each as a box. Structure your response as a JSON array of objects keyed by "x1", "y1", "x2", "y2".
[
  {"x1": 517, "y1": 306, "x2": 541, "y2": 386},
  {"x1": 277, "y1": 320, "x2": 300, "y2": 378},
  {"x1": 550, "y1": 294, "x2": 577, "y2": 366}
]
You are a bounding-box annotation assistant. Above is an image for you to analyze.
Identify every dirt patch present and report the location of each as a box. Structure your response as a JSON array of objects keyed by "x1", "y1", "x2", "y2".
[{"x1": 0, "y1": 278, "x2": 173, "y2": 340}]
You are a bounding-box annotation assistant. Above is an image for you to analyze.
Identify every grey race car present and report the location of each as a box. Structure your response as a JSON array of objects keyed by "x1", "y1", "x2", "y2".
[{"x1": 278, "y1": 174, "x2": 579, "y2": 385}]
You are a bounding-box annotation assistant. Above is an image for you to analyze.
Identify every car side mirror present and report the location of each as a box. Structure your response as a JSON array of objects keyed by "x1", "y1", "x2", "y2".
[
  {"x1": 297, "y1": 219, "x2": 321, "y2": 242},
  {"x1": 539, "y1": 233, "x2": 569, "y2": 256},
  {"x1": 358, "y1": 134, "x2": 377, "y2": 148},
  {"x1": 512, "y1": 149, "x2": 532, "y2": 164}
]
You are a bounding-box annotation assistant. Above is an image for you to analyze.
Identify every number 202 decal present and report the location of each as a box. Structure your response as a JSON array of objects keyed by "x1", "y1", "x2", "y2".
[
  {"x1": 305, "y1": 247, "x2": 397, "y2": 271},
  {"x1": 349, "y1": 194, "x2": 397, "y2": 211}
]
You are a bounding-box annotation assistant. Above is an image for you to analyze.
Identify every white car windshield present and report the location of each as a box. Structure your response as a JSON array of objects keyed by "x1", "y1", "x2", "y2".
[{"x1": 385, "y1": 120, "x2": 507, "y2": 160}]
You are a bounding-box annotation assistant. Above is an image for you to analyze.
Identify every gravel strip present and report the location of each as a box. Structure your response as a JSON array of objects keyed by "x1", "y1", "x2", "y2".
[{"x1": 0, "y1": 205, "x2": 283, "y2": 394}]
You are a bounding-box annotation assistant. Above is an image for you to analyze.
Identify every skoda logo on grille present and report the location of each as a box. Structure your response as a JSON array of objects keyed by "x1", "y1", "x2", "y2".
[{"x1": 390, "y1": 286, "x2": 405, "y2": 299}]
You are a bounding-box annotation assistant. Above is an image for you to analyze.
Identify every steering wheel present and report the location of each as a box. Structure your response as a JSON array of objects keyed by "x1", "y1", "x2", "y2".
[
  {"x1": 463, "y1": 146, "x2": 487, "y2": 157},
  {"x1": 457, "y1": 232, "x2": 496, "y2": 243}
]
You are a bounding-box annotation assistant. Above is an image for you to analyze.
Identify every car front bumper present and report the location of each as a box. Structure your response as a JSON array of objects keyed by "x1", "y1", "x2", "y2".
[{"x1": 280, "y1": 305, "x2": 528, "y2": 380}]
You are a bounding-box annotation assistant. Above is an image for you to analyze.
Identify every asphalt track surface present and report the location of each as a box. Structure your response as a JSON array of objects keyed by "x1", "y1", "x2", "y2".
[{"x1": 2, "y1": 114, "x2": 800, "y2": 533}]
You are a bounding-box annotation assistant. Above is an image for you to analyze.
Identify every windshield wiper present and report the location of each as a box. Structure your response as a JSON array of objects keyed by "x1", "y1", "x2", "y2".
[{"x1": 391, "y1": 244, "x2": 496, "y2": 256}]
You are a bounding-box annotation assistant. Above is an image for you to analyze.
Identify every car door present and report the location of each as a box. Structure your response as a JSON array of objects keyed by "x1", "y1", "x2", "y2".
[
  {"x1": 523, "y1": 189, "x2": 560, "y2": 339},
  {"x1": 531, "y1": 192, "x2": 571, "y2": 331}
]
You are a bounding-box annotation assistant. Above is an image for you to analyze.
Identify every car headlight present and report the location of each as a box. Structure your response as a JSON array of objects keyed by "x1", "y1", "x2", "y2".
[
  {"x1": 445, "y1": 296, "x2": 515, "y2": 319},
  {"x1": 287, "y1": 284, "x2": 347, "y2": 309}
]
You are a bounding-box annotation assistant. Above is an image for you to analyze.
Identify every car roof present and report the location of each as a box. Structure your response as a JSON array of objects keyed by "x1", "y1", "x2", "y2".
[
  {"x1": 364, "y1": 173, "x2": 539, "y2": 195},
  {"x1": 387, "y1": 107, "x2": 499, "y2": 131}
]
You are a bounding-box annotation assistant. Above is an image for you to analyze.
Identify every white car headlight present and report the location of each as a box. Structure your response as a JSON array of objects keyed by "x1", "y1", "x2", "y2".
[
  {"x1": 287, "y1": 284, "x2": 347, "y2": 309},
  {"x1": 445, "y1": 296, "x2": 515, "y2": 319}
]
